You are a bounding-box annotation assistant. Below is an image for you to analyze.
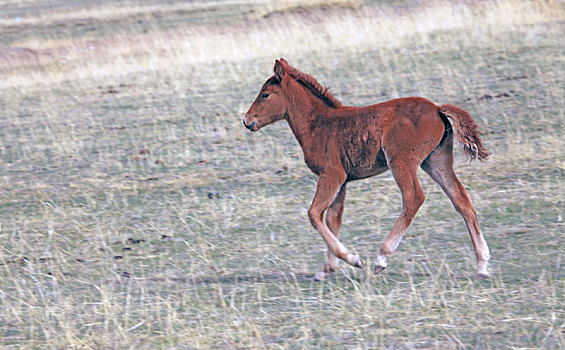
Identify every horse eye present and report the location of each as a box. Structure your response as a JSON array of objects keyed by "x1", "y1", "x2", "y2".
[{"x1": 262, "y1": 92, "x2": 270, "y2": 99}]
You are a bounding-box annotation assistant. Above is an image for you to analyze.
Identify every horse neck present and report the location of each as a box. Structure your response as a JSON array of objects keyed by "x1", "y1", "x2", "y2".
[{"x1": 284, "y1": 82, "x2": 333, "y2": 147}]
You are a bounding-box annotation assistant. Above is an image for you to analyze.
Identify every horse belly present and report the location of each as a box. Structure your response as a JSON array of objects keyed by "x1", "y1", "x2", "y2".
[{"x1": 344, "y1": 147, "x2": 389, "y2": 181}]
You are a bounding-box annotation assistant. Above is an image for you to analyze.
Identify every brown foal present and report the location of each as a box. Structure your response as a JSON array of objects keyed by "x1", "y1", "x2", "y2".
[{"x1": 243, "y1": 58, "x2": 491, "y2": 280}]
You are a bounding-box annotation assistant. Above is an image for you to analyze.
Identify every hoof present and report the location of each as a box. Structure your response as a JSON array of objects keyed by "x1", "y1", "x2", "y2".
[
  {"x1": 346, "y1": 254, "x2": 363, "y2": 270},
  {"x1": 477, "y1": 261, "x2": 489, "y2": 278},
  {"x1": 353, "y1": 255, "x2": 363, "y2": 270},
  {"x1": 314, "y1": 271, "x2": 329, "y2": 281},
  {"x1": 349, "y1": 255, "x2": 364, "y2": 269},
  {"x1": 374, "y1": 265, "x2": 386, "y2": 275},
  {"x1": 477, "y1": 272, "x2": 490, "y2": 279}
]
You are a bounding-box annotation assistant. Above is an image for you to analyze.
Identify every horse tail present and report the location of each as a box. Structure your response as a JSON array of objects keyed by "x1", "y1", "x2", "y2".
[{"x1": 438, "y1": 104, "x2": 491, "y2": 161}]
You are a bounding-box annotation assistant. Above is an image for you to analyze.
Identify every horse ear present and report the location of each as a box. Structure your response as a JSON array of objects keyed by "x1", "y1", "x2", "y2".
[{"x1": 274, "y1": 59, "x2": 285, "y2": 81}]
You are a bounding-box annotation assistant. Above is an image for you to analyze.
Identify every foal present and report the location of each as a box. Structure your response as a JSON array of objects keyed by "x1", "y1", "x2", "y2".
[{"x1": 244, "y1": 58, "x2": 491, "y2": 280}]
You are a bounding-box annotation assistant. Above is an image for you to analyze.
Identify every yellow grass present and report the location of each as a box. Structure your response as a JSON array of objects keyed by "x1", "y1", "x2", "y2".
[{"x1": 2, "y1": 0, "x2": 563, "y2": 90}]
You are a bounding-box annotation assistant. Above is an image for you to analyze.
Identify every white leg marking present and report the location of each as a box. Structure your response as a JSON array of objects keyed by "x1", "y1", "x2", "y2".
[
  {"x1": 327, "y1": 253, "x2": 339, "y2": 270},
  {"x1": 477, "y1": 260, "x2": 489, "y2": 277},
  {"x1": 375, "y1": 254, "x2": 388, "y2": 268}
]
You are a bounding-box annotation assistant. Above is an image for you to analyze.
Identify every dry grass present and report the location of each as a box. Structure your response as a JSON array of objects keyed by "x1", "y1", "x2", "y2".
[
  {"x1": 0, "y1": 0, "x2": 564, "y2": 348},
  {"x1": 1, "y1": 0, "x2": 562, "y2": 88}
]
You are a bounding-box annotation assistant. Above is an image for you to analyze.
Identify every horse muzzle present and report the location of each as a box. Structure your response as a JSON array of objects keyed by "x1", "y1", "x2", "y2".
[{"x1": 243, "y1": 119, "x2": 258, "y2": 132}]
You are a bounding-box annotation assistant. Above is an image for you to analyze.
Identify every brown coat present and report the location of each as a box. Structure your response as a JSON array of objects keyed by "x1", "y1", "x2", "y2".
[{"x1": 244, "y1": 58, "x2": 491, "y2": 279}]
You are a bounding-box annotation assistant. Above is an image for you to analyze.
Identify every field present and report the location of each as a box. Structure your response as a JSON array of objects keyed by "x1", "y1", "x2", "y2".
[{"x1": 0, "y1": 0, "x2": 564, "y2": 348}]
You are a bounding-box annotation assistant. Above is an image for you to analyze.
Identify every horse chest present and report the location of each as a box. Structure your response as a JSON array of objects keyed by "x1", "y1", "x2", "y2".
[{"x1": 301, "y1": 141, "x2": 338, "y2": 176}]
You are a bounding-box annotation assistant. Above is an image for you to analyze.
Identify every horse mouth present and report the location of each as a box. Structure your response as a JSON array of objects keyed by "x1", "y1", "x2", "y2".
[{"x1": 243, "y1": 120, "x2": 258, "y2": 132}]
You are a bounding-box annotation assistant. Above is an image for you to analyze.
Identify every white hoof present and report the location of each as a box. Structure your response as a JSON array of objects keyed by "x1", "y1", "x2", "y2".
[
  {"x1": 346, "y1": 254, "x2": 364, "y2": 269},
  {"x1": 477, "y1": 260, "x2": 489, "y2": 278},
  {"x1": 375, "y1": 254, "x2": 388, "y2": 269}
]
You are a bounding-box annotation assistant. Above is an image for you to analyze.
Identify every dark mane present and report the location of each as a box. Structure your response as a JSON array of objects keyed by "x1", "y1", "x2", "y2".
[
  {"x1": 286, "y1": 66, "x2": 342, "y2": 108},
  {"x1": 262, "y1": 76, "x2": 279, "y2": 89}
]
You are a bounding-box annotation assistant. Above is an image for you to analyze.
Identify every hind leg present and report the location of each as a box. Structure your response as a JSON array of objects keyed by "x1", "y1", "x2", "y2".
[
  {"x1": 421, "y1": 142, "x2": 490, "y2": 277},
  {"x1": 314, "y1": 184, "x2": 347, "y2": 281},
  {"x1": 375, "y1": 161, "x2": 426, "y2": 274}
]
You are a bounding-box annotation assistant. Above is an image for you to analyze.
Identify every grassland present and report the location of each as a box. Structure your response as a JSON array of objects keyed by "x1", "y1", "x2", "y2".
[{"x1": 0, "y1": 0, "x2": 564, "y2": 348}]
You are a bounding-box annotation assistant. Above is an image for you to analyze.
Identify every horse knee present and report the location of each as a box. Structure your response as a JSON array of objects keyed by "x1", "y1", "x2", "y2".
[{"x1": 308, "y1": 208, "x2": 322, "y2": 227}]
